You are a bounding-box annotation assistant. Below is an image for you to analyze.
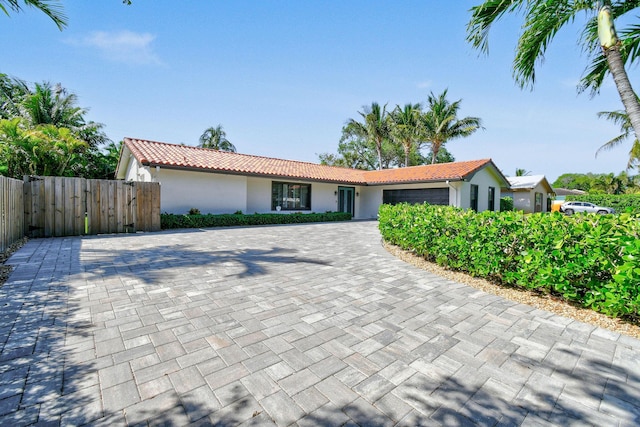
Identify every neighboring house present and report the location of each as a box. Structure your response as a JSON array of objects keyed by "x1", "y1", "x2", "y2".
[
  {"x1": 115, "y1": 138, "x2": 510, "y2": 219},
  {"x1": 553, "y1": 188, "x2": 587, "y2": 201},
  {"x1": 502, "y1": 175, "x2": 555, "y2": 213}
]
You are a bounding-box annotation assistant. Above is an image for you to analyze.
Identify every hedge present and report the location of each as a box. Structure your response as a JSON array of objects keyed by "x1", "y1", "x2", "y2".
[
  {"x1": 161, "y1": 211, "x2": 352, "y2": 229},
  {"x1": 566, "y1": 194, "x2": 640, "y2": 214},
  {"x1": 378, "y1": 203, "x2": 640, "y2": 320}
]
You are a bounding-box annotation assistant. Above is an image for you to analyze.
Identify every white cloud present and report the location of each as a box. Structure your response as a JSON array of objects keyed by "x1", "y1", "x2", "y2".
[
  {"x1": 69, "y1": 30, "x2": 162, "y2": 65},
  {"x1": 417, "y1": 80, "x2": 433, "y2": 89}
]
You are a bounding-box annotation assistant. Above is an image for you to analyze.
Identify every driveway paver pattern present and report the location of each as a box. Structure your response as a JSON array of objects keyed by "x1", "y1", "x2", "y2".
[{"x1": 1, "y1": 221, "x2": 639, "y2": 426}]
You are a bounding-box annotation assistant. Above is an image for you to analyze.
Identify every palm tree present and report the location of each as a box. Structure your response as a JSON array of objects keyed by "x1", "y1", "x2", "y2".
[
  {"x1": 19, "y1": 81, "x2": 108, "y2": 147},
  {"x1": 345, "y1": 102, "x2": 391, "y2": 170},
  {"x1": 1, "y1": 0, "x2": 67, "y2": 30},
  {"x1": 515, "y1": 168, "x2": 531, "y2": 176},
  {"x1": 467, "y1": 1, "x2": 640, "y2": 149},
  {"x1": 199, "y1": 125, "x2": 236, "y2": 152},
  {"x1": 421, "y1": 90, "x2": 482, "y2": 164},
  {"x1": 596, "y1": 108, "x2": 640, "y2": 170},
  {"x1": 390, "y1": 103, "x2": 423, "y2": 167}
]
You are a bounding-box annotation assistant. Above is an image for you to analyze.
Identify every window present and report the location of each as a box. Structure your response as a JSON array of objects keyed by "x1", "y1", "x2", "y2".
[
  {"x1": 470, "y1": 184, "x2": 479, "y2": 211},
  {"x1": 534, "y1": 192, "x2": 543, "y2": 213},
  {"x1": 488, "y1": 187, "x2": 495, "y2": 211},
  {"x1": 272, "y1": 182, "x2": 311, "y2": 211}
]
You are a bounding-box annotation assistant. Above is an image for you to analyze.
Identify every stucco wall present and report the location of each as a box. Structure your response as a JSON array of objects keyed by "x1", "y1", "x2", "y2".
[
  {"x1": 509, "y1": 182, "x2": 551, "y2": 213},
  {"x1": 465, "y1": 167, "x2": 503, "y2": 211},
  {"x1": 246, "y1": 177, "x2": 352, "y2": 214},
  {"x1": 158, "y1": 168, "x2": 247, "y2": 215}
]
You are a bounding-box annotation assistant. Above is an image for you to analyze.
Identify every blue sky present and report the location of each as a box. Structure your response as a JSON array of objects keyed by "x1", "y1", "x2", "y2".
[{"x1": 1, "y1": 1, "x2": 637, "y2": 182}]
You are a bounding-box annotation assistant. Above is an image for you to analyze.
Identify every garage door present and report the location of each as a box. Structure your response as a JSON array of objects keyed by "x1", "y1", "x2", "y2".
[{"x1": 383, "y1": 188, "x2": 449, "y2": 205}]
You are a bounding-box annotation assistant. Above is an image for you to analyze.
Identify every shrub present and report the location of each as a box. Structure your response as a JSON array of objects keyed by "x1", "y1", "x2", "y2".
[
  {"x1": 161, "y1": 211, "x2": 352, "y2": 229},
  {"x1": 378, "y1": 203, "x2": 640, "y2": 320},
  {"x1": 500, "y1": 196, "x2": 513, "y2": 211}
]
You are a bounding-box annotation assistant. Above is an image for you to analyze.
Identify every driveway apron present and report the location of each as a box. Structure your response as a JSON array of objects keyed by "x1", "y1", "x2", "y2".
[{"x1": 1, "y1": 221, "x2": 639, "y2": 426}]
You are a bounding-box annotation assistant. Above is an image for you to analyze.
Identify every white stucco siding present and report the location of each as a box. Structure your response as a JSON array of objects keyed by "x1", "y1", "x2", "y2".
[
  {"x1": 246, "y1": 178, "x2": 347, "y2": 214},
  {"x1": 359, "y1": 187, "x2": 382, "y2": 219},
  {"x1": 465, "y1": 167, "x2": 503, "y2": 212},
  {"x1": 312, "y1": 182, "x2": 341, "y2": 213},
  {"x1": 246, "y1": 177, "x2": 271, "y2": 214},
  {"x1": 122, "y1": 157, "x2": 152, "y2": 182},
  {"x1": 158, "y1": 169, "x2": 247, "y2": 215}
]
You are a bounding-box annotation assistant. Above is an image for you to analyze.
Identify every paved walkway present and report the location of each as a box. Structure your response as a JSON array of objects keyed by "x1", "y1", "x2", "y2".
[{"x1": 1, "y1": 221, "x2": 639, "y2": 426}]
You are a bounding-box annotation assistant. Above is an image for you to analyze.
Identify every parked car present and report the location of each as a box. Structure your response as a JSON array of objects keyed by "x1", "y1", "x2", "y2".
[{"x1": 560, "y1": 201, "x2": 615, "y2": 215}]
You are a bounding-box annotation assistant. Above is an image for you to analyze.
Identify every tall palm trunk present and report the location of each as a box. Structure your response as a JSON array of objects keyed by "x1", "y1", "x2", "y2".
[
  {"x1": 604, "y1": 47, "x2": 640, "y2": 144},
  {"x1": 599, "y1": 5, "x2": 640, "y2": 150}
]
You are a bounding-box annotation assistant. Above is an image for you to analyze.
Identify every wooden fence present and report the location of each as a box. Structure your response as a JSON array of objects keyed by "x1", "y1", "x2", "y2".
[
  {"x1": 24, "y1": 176, "x2": 161, "y2": 238},
  {"x1": 0, "y1": 176, "x2": 25, "y2": 252}
]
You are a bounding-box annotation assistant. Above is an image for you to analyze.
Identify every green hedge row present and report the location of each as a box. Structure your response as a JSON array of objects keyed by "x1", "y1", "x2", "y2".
[
  {"x1": 379, "y1": 203, "x2": 640, "y2": 319},
  {"x1": 566, "y1": 194, "x2": 640, "y2": 214},
  {"x1": 161, "y1": 211, "x2": 352, "y2": 229}
]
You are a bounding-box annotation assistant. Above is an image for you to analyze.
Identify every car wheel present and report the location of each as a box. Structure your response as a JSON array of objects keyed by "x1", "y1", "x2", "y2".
[
  {"x1": 597, "y1": 210, "x2": 607, "y2": 215},
  {"x1": 564, "y1": 208, "x2": 574, "y2": 215}
]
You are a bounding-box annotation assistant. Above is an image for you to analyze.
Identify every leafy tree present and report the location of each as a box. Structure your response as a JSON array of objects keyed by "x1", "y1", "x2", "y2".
[
  {"x1": 421, "y1": 89, "x2": 482, "y2": 164},
  {"x1": 199, "y1": 125, "x2": 236, "y2": 152},
  {"x1": 596, "y1": 107, "x2": 640, "y2": 171},
  {"x1": 0, "y1": 76, "x2": 114, "y2": 178},
  {"x1": 515, "y1": 168, "x2": 531, "y2": 176},
  {"x1": 345, "y1": 103, "x2": 391, "y2": 170},
  {"x1": 467, "y1": 1, "x2": 640, "y2": 149},
  {"x1": 389, "y1": 103, "x2": 423, "y2": 167},
  {"x1": 0, "y1": 73, "x2": 29, "y2": 119},
  {"x1": 0, "y1": 118, "x2": 87, "y2": 177},
  {"x1": 552, "y1": 171, "x2": 640, "y2": 194},
  {"x1": 423, "y1": 147, "x2": 455, "y2": 165}
]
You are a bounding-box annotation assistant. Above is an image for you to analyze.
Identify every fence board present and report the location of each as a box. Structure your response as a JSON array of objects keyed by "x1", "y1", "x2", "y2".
[
  {"x1": 17, "y1": 177, "x2": 160, "y2": 238},
  {"x1": 0, "y1": 176, "x2": 24, "y2": 252}
]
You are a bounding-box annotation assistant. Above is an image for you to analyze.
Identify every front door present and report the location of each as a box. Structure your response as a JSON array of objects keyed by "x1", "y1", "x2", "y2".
[{"x1": 338, "y1": 186, "x2": 355, "y2": 217}]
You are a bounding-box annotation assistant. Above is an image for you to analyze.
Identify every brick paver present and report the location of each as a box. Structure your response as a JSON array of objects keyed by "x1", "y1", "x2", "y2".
[{"x1": 1, "y1": 221, "x2": 640, "y2": 426}]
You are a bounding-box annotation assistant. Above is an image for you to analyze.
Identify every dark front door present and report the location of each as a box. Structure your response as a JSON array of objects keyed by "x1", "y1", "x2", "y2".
[{"x1": 338, "y1": 186, "x2": 355, "y2": 216}]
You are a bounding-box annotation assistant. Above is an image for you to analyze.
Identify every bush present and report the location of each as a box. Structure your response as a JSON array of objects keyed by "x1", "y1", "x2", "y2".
[
  {"x1": 378, "y1": 203, "x2": 640, "y2": 320},
  {"x1": 161, "y1": 211, "x2": 352, "y2": 229},
  {"x1": 500, "y1": 196, "x2": 514, "y2": 211},
  {"x1": 567, "y1": 194, "x2": 640, "y2": 214}
]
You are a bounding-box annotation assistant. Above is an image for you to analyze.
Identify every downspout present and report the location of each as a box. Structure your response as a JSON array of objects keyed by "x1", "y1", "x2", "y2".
[{"x1": 446, "y1": 180, "x2": 457, "y2": 207}]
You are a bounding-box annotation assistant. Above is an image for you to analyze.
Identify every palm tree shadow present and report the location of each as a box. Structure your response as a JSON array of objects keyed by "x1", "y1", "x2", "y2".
[{"x1": 79, "y1": 244, "x2": 330, "y2": 284}]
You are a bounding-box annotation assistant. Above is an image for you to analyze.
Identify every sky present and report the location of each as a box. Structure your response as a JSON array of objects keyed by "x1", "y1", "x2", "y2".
[{"x1": 1, "y1": 1, "x2": 637, "y2": 183}]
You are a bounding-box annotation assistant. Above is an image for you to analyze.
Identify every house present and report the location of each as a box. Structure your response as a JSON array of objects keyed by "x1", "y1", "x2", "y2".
[
  {"x1": 115, "y1": 138, "x2": 510, "y2": 219},
  {"x1": 502, "y1": 175, "x2": 555, "y2": 213}
]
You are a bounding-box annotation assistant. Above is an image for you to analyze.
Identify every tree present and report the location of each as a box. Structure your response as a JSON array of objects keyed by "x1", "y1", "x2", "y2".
[
  {"x1": 515, "y1": 168, "x2": 531, "y2": 176},
  {"x1": 390, "y1": 103, "x2": 423, "y2": 167},
  {"x1": 0, "y1": 77, "x2": 113, "y2": 178},
  {"x1": 199, "y1": 125, "x2": 236, "y2": 152},
  {"x1": 1, "y1": 0, "x2": 132, "y2": 30},
  {"x1": 0, "y1": 118, "x2": 88, "y2": 177},
  {"x1": 421, "y1": 89, "x2": 482, "y2": 164},
  {"x1": 596, "y1": 108, "x2": 640, "y2": 171},
  {"x1": 1, "y1": 0, "x2": 67, "y2": 29},
  {"x1": 467, "y1": 1, "x2": 640, "y2": 152},
  {"x1": 345, "y1": 103, "x2": 391, "y2": 170}
]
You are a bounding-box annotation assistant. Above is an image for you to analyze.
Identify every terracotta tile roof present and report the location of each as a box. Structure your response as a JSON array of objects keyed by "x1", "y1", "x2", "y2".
[
  {"x1": 362, "y1": 159, "x2": 494, "y2": 184},
  {"x1": 121, "y1": 138, "x2": 500, "y2": 185}
]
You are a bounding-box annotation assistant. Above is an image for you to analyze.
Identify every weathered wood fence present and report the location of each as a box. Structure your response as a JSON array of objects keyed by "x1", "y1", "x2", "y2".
[
  {"x1": 0, "y1": 176, "x2": 25, "y2": 252},
  {"x1": 1, "y1": 176, "x2": 160, "y2": 250},
  {"x1": 24, "y1": 176, "x2": 161, "y2": 238}
]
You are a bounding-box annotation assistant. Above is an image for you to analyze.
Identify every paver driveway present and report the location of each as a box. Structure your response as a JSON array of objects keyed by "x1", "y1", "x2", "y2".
[{"x1": 1, "y1": 221, "x2": 640, "y2": 426}]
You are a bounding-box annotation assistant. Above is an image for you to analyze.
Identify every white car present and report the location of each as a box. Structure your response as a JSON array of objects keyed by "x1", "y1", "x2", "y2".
[{"x1": 560, "y1": 201, "x2": 615, "y2": 215}]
